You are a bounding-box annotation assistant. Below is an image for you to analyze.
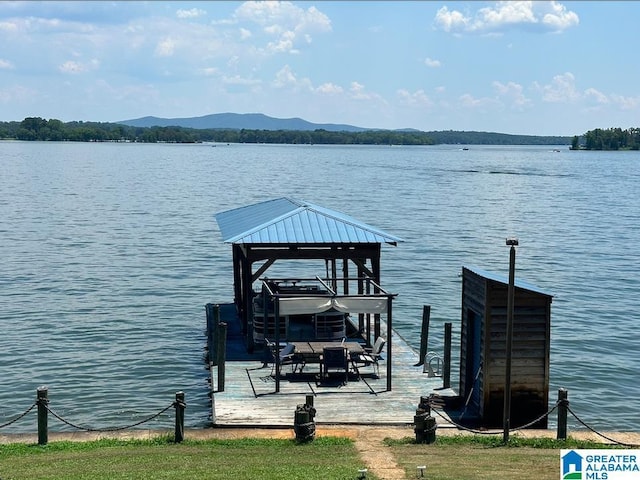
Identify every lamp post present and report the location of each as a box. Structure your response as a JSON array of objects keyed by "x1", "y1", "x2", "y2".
[{"x1": 503, "y1": 238, "x2": 518, "y2": 443}]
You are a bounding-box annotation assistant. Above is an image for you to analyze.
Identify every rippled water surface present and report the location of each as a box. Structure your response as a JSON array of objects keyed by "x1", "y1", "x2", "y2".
[{"x1": 1, "y1": 141, "x2": 639, "y2": 433}]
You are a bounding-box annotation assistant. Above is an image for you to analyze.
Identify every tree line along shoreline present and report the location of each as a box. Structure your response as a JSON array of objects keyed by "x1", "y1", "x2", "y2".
[{"x1": 1, "y1": 116, "x2": 637, "y2": 150}]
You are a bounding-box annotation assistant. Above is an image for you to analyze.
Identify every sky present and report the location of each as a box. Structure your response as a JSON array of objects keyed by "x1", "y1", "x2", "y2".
[{"x1": 0, "y1": 1, "x2": 638, "y2": 136}]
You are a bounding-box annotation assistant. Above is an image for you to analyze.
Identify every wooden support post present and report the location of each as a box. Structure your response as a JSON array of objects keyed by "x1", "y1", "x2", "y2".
[
  {"x1": 217, "y1": 322, "x2": 227, "y2": 392},
  {"x1": 174, "y1": 391, "x2": 186, "y2": 443},
  {"x1": 557, "y1": 388, "x2": 568, "y2": 440},
  {"x1": 443, "y1": 323, "x2": 452, "y2": 389},
  {"x1": 37, "y1": 386, "x2": 48, "y2": 446},
  {"x1": 415, "y1": 306, "x2": 431, "y2": 366}
]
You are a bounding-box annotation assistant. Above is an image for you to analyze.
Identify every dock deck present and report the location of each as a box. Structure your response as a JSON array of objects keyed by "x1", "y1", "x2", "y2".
[{"x1": 208, "y1": 304, "x2": 458, "y2": 427}]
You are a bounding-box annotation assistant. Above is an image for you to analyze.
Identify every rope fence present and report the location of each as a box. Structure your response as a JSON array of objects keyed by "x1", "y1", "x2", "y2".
[
  {"x1": 1, "y1": 387, "x2": 639, "y2": 448},
  {"x1": 425, "y1": 388, "x2": 640, "y2": 448},
  {"x1": 0, "y1": 387, "x2": 186, "y2": 445}
]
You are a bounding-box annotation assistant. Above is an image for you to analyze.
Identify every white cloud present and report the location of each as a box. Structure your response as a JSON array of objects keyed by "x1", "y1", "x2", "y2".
[
  {"x1": 58, "y1": 59, "x2": 99, "y2": 74},
  {"x1": 273, "y1": 64, "x2": 298, "y2": 87},
  {"x1": 272, "y1": 65, "x2": 312, "y2": 91},
  {"x1": 201, "y1": 67, "x2": 219, "y2": 77},
  {"x1": 536, "y1": 72, "x2": 580, "y2": 103},
  {"x1": 458, "y1": 93, "x2": 500, "y2": 109},
  {"x1": 610, "y1": 94, "x2": 640, "y2": 111},
  {"x1": 316, "y1": 82, "x2": 343, "y2": 95},
  {"x1": 493, "y1": 80, "x2": 532, "y2": 109},
  {"x1": 239, "y1": 27, "x2": 252, "y2": 40},
  {"x1": 267, "y1": 30, "x2": 297, "y2": 54},
  {"x1": 0, "y1": 20, "x2": 19, "y2": 32},
  {"x1": 424, "y1": 57, "x2": 441, "y2": 68},
  {"x1": 155, "y1": 37, "x2": 176, "y2": 57},
  {"x1": 222, "y1": 74, "x2": 261, "y2": 86},
  {"x1": 542, "y1": 1, "x2": 580, "y2": 31},
  {"x1": 434, "y1": 6, "x2": 469, "y2": 33},
  {"x1": 233, "y1": 1, "x2": 331, "y2": 54},
  {"x1": 0, "y1": 58, "x2": 14, "y2": 69},
  {"x1": 435, "y1": 1, "x2": 579, "y2": 34},
  {"x1": 176, "y1": 8, "x2": 206, "y2": 19},
  {"x1": 397, "y1": 89, "x2": 434, "y2": 108},
  {"x1": 348, "y1": 81, "x2": 385, "y2": 103},
  {"x1": 584, "y1": 88, "x2": 609, "y2": 105}
]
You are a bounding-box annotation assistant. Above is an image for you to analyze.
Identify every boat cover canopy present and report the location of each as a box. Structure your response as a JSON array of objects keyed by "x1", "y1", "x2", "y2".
[
  {"x1": 216, "y1": 197, "x2": 403, "y2": 245},
  {"x1": 278, "y1": 295, "x2": 388, "y2": 315}
]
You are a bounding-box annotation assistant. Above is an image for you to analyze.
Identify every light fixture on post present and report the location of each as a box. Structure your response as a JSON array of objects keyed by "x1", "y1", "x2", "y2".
[
  {"x1": 417, "y1": 465, "x2": 426, "y2": 478},
  {"x1": 503, "y1": 237, "x2": 518, "y2": 443}
]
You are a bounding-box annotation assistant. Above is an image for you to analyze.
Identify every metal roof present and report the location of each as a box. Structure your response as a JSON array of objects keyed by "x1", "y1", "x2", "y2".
[
  {"x1": 216, "y1": 197, "x2": 403, "y2": 245},
  {"x1": 464, "y1": 266, "x2": 553, "y2": 297}
]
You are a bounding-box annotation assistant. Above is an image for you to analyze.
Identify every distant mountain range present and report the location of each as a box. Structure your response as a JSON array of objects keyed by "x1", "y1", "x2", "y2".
[
  {"x1": 117, "y1": 112, "x2": 572, "y2": 144},
  {"x1": 118, "y1": 112, "x2": 372, "y2": 132}
]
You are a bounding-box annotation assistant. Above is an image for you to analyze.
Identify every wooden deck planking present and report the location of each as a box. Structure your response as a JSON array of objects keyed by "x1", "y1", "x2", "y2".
[{"x1": 208, "y1": 304, "x2": 458, "y2": 426}]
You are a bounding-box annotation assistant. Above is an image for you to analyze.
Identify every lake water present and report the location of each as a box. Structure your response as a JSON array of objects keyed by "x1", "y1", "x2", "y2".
[{"x1": 1, "y1": 141, "x2": 639, "y2": 434}]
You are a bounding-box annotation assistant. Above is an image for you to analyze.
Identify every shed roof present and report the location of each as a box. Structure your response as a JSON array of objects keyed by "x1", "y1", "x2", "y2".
[
  {"x1": 464, "y1": 265, "x2": 553, "y2": 298},
  {"x1": 216, "y1": 197, "x2": 403, "y2": 245}
]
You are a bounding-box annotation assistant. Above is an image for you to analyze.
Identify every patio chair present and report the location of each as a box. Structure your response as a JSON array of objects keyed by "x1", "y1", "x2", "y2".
[
  {"x1": 265, "y1": 339, "x2": 299, "y2": 375},
  {"x1": 353, "y1": 337, "x2": 385, "y2": 377},
  {"x1": 320, "y1": 346, "x2": 349, "y2": 384}
]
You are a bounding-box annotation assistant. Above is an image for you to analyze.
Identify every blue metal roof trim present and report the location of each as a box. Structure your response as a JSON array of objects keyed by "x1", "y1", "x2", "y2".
[
  {"x1": 464, "y1": 265, "x2": 553, "y2": 297},
  {"x1": 216, "y1": 197, "x2": 404, "y2": 245}
]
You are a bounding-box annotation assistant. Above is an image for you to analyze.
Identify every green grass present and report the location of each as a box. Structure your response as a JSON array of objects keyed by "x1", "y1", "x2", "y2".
[
  {"x1": 1, "y1": 434, "x2": 628, "y2": 480},
  {"x1": 386, "y1": 435, "x2": 624, "y2": 480},
  {"x1": 0, "y1": 436, "x2": 372, "y2": 480}
]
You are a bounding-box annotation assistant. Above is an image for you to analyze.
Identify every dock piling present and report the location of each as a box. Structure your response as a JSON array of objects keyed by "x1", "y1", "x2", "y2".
[
  {"x1": 216, "y1": 322, "x2": 227, "y2": 392},
  {"x1": 443, "y1": 322, "x2": 452, "y2": 389},
  {"x1": 415, "y1": 306, "x2": 431, "y2": 366}
]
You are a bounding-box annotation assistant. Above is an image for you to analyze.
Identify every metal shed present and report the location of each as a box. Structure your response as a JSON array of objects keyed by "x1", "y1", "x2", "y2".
[
  {"x1": 459, "y1": 266, "x2": 553, "y2": 428},
  {"x1": 215, "y1": 198, "x2": 402, "y2": 361}
]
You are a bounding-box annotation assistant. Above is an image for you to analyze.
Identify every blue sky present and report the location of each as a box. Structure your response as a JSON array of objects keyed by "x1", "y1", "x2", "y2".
[{"x1": 0, "y1": 1, "x2": 638, "y2": 136}]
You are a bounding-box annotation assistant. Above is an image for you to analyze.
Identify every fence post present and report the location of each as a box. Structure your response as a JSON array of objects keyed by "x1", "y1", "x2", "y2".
[
  {"x1": 443, "y1": 323, "x2": 452, "y2": 389},
  {"x1": 37, "y1": 386, "x2": 49, "y2": 446},
  {"x1": 557, "y1": 388, "x2": 568, "y2": 440},
  {"x1": 174, "y1": 391, "x2": 186, "y2": 443}
]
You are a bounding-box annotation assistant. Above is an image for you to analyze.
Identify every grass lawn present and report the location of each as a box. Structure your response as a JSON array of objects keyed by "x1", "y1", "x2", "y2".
[
  {"x1": 0, "y1": 436, "x2": 373, "y2": 480},
  {"x1": 0, "y1": 433, "x2": 624, "y2": 480},
  {"x1": 387, "y1": 435, "x2": 622, "y2": 480}
]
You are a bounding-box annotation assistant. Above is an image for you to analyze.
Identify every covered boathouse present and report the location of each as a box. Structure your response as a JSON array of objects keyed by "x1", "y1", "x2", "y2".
[
  {"x1": 459, "y1": 266, "x2": 553, "y2": 428},
  {"x1": 213, "y1": 197, "x2": 403, "y2": 392}
]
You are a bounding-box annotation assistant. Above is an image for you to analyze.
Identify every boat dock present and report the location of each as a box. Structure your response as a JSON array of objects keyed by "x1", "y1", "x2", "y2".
[{"x1": 207, "y1": 303, "x2": 458, "y2": 427}]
